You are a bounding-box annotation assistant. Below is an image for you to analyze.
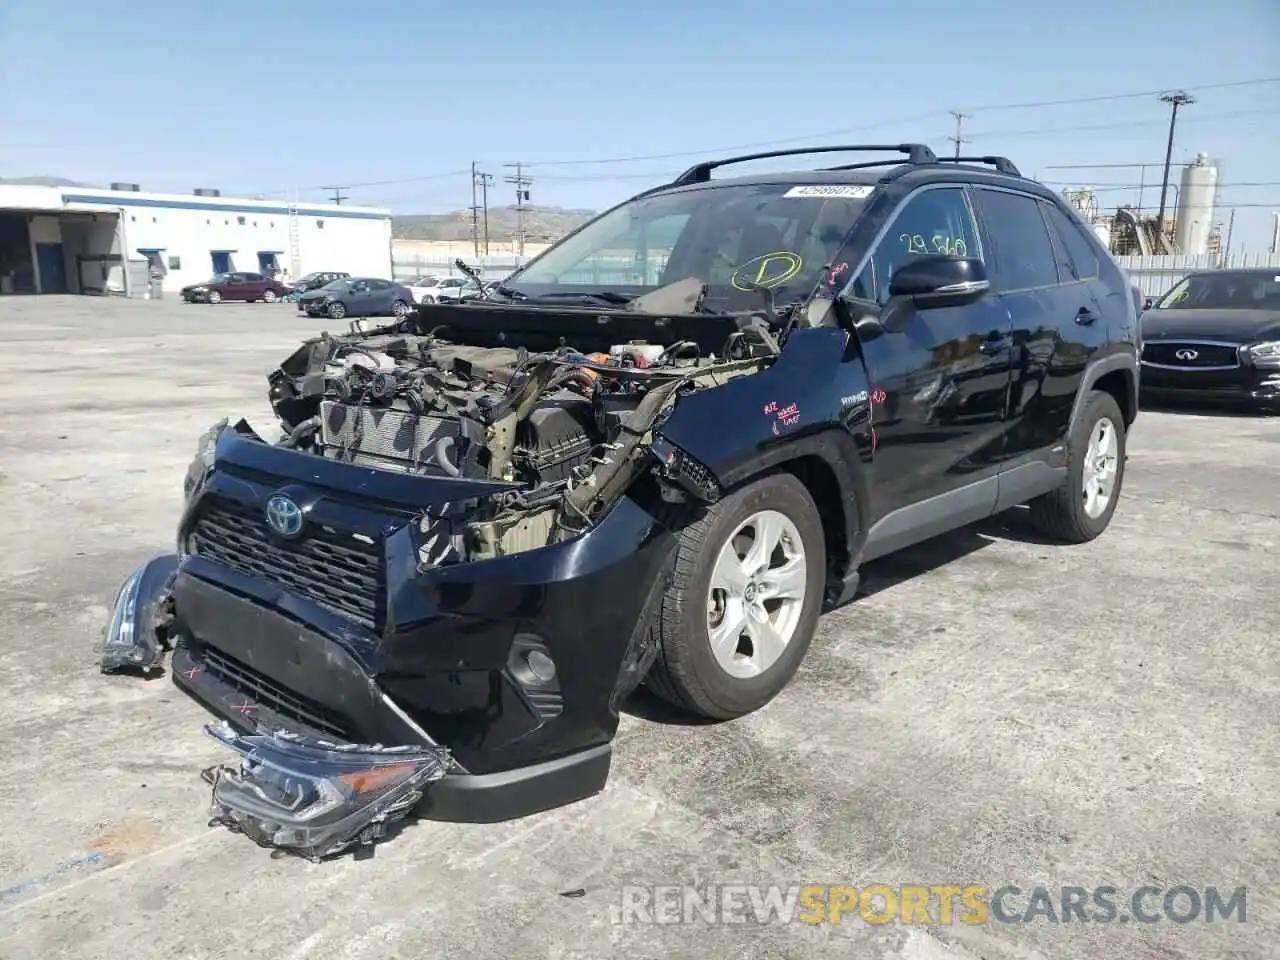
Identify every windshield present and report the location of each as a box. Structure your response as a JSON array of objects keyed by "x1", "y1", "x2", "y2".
[
  {"x1": 320, "y1": 279, "x2": 351, "y2": 291},
  {"x1": 207, "y1": 273, "x2": 230, "y2": 284},
  {"x1": 1156, "y1": 272, "x2": 1280, "y2": 311},
  {"x1": 505, "y1": 182, "x2": 873, "y2": 310}
]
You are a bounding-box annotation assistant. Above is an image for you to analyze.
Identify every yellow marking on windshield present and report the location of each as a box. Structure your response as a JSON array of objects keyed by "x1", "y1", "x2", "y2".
[{"x1": 731, "y1": 252, "x2": 803, "y2": 291}]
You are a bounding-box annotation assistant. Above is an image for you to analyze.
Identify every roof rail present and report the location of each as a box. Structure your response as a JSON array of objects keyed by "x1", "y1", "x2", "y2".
[
  {"x1": 936, "y1": 155, "x2": 1022, "y2": 177},
  {"x1": 670, "y1": 144, "x2": 938, "y2": 186}
]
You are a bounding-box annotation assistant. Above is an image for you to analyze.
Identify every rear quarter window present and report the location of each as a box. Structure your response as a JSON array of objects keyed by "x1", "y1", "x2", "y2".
[{"x1": 973, "y1": 188, "x2": 1059, "y2": 291}]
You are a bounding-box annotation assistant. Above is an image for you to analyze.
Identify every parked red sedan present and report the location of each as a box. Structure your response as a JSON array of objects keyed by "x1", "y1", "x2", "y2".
[{"x1": 180, "y1": 271, "x2": 292, "y2": 304}]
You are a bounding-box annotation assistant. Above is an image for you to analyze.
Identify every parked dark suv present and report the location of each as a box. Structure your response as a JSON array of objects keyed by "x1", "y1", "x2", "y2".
[
  {"x1": 104, "y1": 144, "x2": 1140, "y2": 859},
  {"x1": 180, "y1": 272, "x2": 291, "y2": 304},
  {"x1": 1138, "y1": 268, "x2": 1280, "y2": 412}
]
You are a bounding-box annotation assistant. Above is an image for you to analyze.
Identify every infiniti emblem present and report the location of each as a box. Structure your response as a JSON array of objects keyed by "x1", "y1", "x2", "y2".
[
  {"x1": 265, "y1": 493, "x2": 304, "y2": 538},
  {"x1": 1175, "y1": 348, "x2": 1199, "y2": 361}
]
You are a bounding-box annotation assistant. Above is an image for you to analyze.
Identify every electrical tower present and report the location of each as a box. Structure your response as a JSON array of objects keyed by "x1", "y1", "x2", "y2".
[
  {"x1": 504, "y1": 162, "x2": 533, "y2": 257},
  {"x1": 324, "y1": 186, "x2": 349, "y2": 205},
  {"x1": 1154, "y1": 90, "x2": 1195, "y2": 249},
  {"x1": 948, "y1": 112, "x2": 971, "y2": 160}
]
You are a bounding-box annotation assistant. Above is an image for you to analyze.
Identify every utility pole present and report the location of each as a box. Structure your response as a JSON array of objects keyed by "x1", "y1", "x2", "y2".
[
  {"x1": 469, "y1": 161, "x2": 480, "y2": 258},
  {"x1": 473, "y1": 167, "x2": 494, "y2": 255},
  {"x1": 504, "y1": 162, "x2": 533, "y2": 257},
  {"x1": 1154, "y1": 90, "x2": 1194, "y2": 251},
  {"x1": 324, "y1": 186, "x2": 348, "y2": 205},
  {"x1": 948, "y1": 111, "x2": 971, "y2": 160}
]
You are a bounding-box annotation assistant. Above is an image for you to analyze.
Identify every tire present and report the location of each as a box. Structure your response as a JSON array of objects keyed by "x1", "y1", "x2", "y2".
[
  {"x1": 391, "y1": 299, "x2": 409, "y2": 318},
  {"x1": 208, "y1": 290, "x2": 222, "y2": 304},
  {"x1": 645, "y1": 472, "x2": 826, "y2": 720},
  {"x1": 1028, "y1": 390, "x2": 1127, "y2": 543},
  {"x1": 327, "y1": 301, "x2": 346, "y2": 319},
  {"x1": 263, "y1": 289, "x2": 279, "y2": 303}
]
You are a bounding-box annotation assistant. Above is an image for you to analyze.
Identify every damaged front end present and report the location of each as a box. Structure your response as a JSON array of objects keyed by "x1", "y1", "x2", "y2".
[
  {"x1": 101, "y1": 292, "x2": 787, "y2": 851},
  {"x1": 201, "y1": 721, "x2": 450, "y2": 861}
]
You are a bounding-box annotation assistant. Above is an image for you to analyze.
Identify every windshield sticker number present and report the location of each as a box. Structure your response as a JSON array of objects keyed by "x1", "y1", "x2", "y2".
[
  {"x1": 731, "y1": 252, "x2": 803, "y2": 291},
  {"x1": 783, "y1": 185, "x2": 875, "y2": 199},
  {"x1": 900, "y1": 233, "x2": 968, "y2": 257}
]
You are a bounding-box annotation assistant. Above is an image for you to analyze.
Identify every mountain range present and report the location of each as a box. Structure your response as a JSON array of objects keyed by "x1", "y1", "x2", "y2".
[{"x1": 391, "y1": 204, "x2": 596, "y2": 243}]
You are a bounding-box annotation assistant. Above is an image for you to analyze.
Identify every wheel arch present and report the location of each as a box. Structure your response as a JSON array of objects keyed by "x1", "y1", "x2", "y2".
[
  {"x1": 712, "y1": 432, "x2": 869, "y2": 590},
  {"x1": 1069, "y1": 351, "x2": 1138, "y2": 434}
]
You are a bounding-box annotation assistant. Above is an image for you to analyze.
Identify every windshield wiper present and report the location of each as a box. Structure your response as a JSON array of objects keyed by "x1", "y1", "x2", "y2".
[{"x1": 532, "y1": 291, "x2": 637, "y2": 306}]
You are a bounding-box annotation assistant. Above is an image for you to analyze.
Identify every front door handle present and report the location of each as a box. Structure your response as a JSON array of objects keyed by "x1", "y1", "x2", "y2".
[
  {"x1": 980, "y1": 338, "x2": 1010, "y2": 355},
  {"x1": 1075, "y1": 306, "x2": 1098, "y2": 325}
]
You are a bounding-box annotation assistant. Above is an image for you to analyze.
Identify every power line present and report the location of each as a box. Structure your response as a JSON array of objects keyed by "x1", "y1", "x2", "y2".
[
  {"x1": 1044, "y1": 181, "x2": 1280, "y2": 190},
  {"x1": 323, "y1": 185, "x2": 348, "y2": 205},
  {"x1": 960, "y1": 106, "x2": 1275, "y2": 141},
  {"x1": 520, "y1": 75, "x2": 1280, "y2": 167}
]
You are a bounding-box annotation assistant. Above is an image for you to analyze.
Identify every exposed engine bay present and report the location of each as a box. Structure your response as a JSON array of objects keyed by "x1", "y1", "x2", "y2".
[{"x1": 264, "y1": 295, "x2": 782, "y2": 562}]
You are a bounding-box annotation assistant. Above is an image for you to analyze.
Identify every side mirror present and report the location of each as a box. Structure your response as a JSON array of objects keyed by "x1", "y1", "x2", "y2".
[
  {"x1": 1143, "y1": 297, "x2": 1154, "y2": 310},
  {"x1": 887, "y1": 256, "x2": 990, "y2": 309}
]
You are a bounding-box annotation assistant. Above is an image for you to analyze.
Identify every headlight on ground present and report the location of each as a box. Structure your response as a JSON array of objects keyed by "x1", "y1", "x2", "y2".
[
  {"x1": 1245, "y1": 341, "x2": 1280, "y2": 367},
  {"x1": 202, "y1": 722, "x2": 452, "y2": 861}
]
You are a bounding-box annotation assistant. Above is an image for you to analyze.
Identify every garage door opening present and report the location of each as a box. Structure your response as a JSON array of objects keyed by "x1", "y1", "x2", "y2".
[
  {"x1": 211, "y1": 251, "x2": 235, "y2": 274},
  {"x1": 0, "y1": 213, "x2": 36, "y2": 294}
]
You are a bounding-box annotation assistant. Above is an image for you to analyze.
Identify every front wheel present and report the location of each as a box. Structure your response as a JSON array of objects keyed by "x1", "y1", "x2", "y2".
[
  {"x1": 326, "y1": 301, "x2": 346, "y2": 319},
  {"x1": 262, "y1": 289, "x2": 279, "y2": 303},
  {"x1": 1028, "y1": 390, "x2": 1127, "y2": 542},
  {"x1": 645, "y1": 472, "x2": 826, "y2": 720},
  {"x1": 391, "y1": 299, "x2": 409, "y2": 318},
  {"x1": 208, "y1": 290, "x2": 222, "y2": 304}
]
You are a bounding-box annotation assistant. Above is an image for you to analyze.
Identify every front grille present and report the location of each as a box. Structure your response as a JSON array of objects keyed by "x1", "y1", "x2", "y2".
[
  {"x1": 1142, "y1": 341, "x2": 1240, "y2": 368},
  {"x1": 191, "y1": 496, "x2": 386, "y2": 630},
  {"x1": 201, "y1": 645, "x2": 353, "y2": 741}
]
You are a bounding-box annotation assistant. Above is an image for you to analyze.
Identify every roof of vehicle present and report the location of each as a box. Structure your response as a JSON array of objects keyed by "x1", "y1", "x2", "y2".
[{"x1": 628, "y1": 144, "x2": 1059, "y2": 204}]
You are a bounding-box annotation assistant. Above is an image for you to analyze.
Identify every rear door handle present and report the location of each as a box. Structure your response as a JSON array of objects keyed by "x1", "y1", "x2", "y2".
[
  {"x1": 1075, "y1": 307, "x2": 1098, "y2": 325},
  {"x1": 980, "y1": 338, "x2": 1010, "y2": 355}
]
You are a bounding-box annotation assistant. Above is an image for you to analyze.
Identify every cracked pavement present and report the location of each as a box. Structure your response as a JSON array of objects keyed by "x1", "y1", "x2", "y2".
[{"x1": 0, "y1": 296, "x2": 1276, "y2": 960}]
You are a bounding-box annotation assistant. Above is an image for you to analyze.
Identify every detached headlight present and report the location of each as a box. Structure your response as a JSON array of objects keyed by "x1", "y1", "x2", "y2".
[
  {"x1": 1245, "y1": 341, "x2": 1280, "y2": 367},
  {"x1": 184, "y1": 418, "x2": 228, "y2": 500}
]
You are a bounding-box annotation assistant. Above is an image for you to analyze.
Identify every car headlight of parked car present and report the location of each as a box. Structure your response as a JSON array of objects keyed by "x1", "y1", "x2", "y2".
[{"x1": 1244, "y1": 341, "x2": 1280, "y2": 367}]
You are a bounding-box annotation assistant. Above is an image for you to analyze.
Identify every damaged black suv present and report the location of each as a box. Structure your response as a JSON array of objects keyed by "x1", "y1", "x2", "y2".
[{"x1": 104, "y1": 144, "x2": 1140, "y2": 856}]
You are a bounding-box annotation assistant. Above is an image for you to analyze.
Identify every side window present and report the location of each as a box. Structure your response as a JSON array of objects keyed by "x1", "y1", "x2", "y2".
[
  {"x1": 972, "y1": 189, "x2": 1058, "y2": 291},
  {"x1": 368, "y1": 279, "x2": 390, "y2": 290},
  {"x1": 243, "y1": 272, "x2": 264, "y2": 282},
  {"x1": 857, "y1": 188, "x2": 981, "y2": 305},
  {"x1": 1043, "y1": 203, "x2": 1100, "y2": 281}
]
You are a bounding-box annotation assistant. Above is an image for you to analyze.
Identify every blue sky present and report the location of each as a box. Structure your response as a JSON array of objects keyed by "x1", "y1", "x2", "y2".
[{"x1": 2, "y1": 0, "x2": 1278, "y2": 249}]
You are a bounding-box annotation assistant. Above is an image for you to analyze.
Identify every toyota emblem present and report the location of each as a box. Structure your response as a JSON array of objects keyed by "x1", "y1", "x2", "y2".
[
  {"x1": 265, "y1": 493, "x2": 304, "y2": 538},
  {"x1": 1174, "y1": 348, "x2": 1199, "y2": 361}
]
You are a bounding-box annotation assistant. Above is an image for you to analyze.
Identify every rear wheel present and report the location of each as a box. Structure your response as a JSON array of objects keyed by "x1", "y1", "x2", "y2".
[
  {"x1": 1028, "y1": 390, "x2": 1126, "y2": 542},
  {"x1": 208, "y1": 290, "x2": 222, "y2": 304},
  {"x1": 327, "y1": 301, "x2": 346, "y2": 319},
  {"x1": 645, "y1": 472, "x2": 825, "y2": 720}
]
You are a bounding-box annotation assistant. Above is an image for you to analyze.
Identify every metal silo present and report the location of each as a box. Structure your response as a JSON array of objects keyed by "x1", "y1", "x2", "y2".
[{"x1": 1174, "y1": 153, "x2": 1218, "y2": 255}]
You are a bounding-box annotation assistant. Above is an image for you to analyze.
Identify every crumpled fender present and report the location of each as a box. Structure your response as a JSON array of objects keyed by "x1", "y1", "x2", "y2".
[{"x1": 100, "y1": 553, "x2": 180, "y2": 674}]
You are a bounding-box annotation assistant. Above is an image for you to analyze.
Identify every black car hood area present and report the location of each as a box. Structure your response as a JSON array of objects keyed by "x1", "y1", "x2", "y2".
[{"x1": 1141, "y1": 308, "x2": 1280, "y2": 343}]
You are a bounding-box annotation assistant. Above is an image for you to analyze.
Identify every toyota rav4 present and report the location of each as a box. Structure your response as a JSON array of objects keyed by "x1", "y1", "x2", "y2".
[{"x1": 103, "y1": 144, "x2": 1140, "y2": 860}]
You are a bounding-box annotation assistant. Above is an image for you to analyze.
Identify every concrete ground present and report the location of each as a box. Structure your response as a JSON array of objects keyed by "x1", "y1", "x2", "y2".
[{"x1": 0, "y1": 295, "x2": 1276, "y2": 960}]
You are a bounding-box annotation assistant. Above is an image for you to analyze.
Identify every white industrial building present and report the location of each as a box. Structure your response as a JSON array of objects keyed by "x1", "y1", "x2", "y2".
[{"x1": 0, "y1": 183, "x2": 391, "y2": 297}]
